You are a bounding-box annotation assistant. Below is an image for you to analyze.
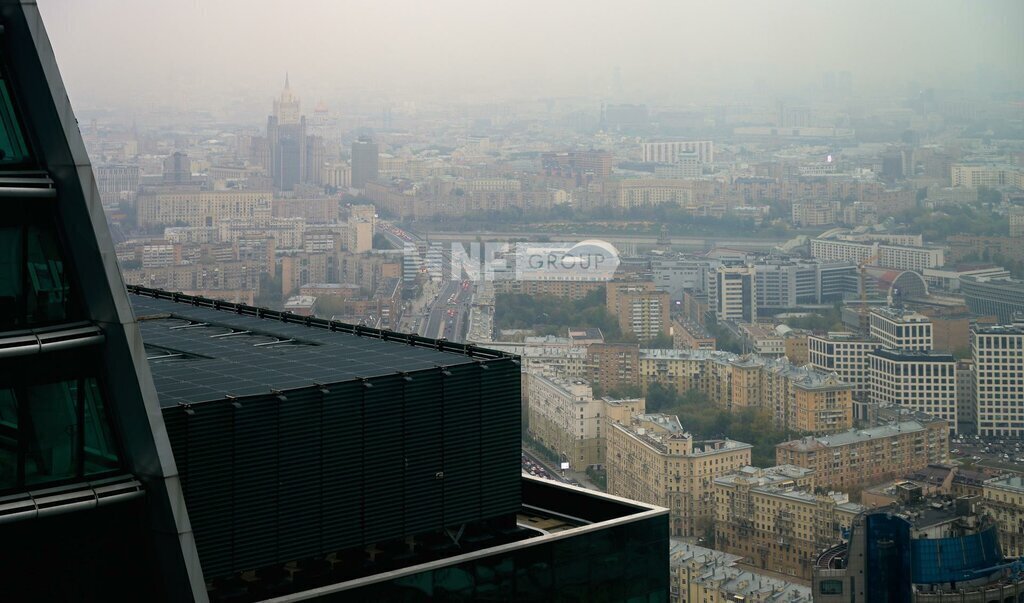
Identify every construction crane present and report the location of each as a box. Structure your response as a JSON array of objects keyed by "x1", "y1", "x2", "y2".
[{"x1": 858, "y1": 251, "x2": 881, "y2": 310}]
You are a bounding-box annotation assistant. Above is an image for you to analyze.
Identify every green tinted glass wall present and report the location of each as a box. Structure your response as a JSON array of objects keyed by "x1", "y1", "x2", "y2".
[
  {"x1": 0, "y1": 76, "x2": 29, "y2": 165},
  {"x1": 0, "y1": 377, "x2": 121, "y2": 493}
]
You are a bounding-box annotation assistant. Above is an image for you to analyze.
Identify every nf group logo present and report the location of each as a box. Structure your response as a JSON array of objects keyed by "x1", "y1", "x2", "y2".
[
  {"x1": 514, "y1": 240, "x2": 620, "y2": 281},
  {"x1": 402, "y1": 239, "x2": 621, "y2": 282}
]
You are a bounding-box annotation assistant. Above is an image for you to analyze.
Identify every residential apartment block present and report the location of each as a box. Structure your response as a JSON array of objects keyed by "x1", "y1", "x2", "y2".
[
  {"x1": 714, "y1": 466, "x2": 862, "y2": 580},
  {"x1": 606, "y1": 414, "x2": 751, "y2": 537},
  {"x1": 136, "y1": 189, "x2": 273, "y2": 228},
  {"x1": 588, "y1": 342, "x2": 641, "y2": 393},
  {"x1": 525, "y1": 374, "x2": 605, "y2": 470},
  {"x1": 775, "y1": 418, "x2": 950, "y2": 490},
  {"x1": 636, "y1": 349, "x2": 854, "y2": 434}
]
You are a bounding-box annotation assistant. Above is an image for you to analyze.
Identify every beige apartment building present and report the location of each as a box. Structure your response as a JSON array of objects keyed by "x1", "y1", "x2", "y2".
[
  {"x1": 604, "y1": 179, "x2": 696, "y2": 209},
  {"x1": 280, "y1": 252, "x2": 334, "y2": 297},
  {"x1": 123, "y1": 260, "x2": 262, "y2": 295},
  {"x1": 783, "y1": 331, "x2": 809, "y2": 364},
  {"x1": 714, "y1": 466, "x2": 861, "y2": 581},
  {"x1": 137, "y1": 190, "x2": 273, "y2": 228},
  {"x1": 493, "y1": 278, "x2": 605, "y2": 300},
  {"x1": 636, "y1": 349, "x2": 854, "y2": 434},
  {"x1": 982, "y1": 475, "x2": 1024, "y2": 559},
  {"x1": 485, "y1": 338, "x2": 591, "y2": 381},
  {"x1": 669, "y1": 541, "x2": 813, "y2": 603},
  {"x1": 606, "y1": 413, "x2": 751, "y2": 537},
  {"x1": 775, "y1": 418, "x2": 950, "y2": 491},
  {"x1": 950, "y1": 163, "x2": 1024, "y2": 188},
  {"x1": 615, "y1": 289, "x2": 670, "y2": 341},
  {"x1": 525, "y1": 374, "x2": 605, "y2": 470},
  {"x1": 638, "y1": 348, "x2": 719, "y2": 395}
]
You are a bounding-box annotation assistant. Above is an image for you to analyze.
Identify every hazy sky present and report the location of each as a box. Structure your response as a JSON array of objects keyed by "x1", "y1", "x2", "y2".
[{"x1": 39, "y1": 0, "x2": 1024, "y2": 114}]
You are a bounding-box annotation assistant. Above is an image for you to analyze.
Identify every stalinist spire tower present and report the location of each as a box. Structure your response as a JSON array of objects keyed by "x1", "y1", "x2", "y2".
[
  {"x1": 273, "y1": 72, "x2": 301, "y2": 125},
  {"x1": 266, "y1": 74, "x2": 324, "y2": 191}
]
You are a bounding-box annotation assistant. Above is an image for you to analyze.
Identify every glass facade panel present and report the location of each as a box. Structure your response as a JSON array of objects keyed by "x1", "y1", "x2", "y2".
[
  {"x1": 0, "y1": 377, "x2": 121, "y2": 493},
  {"x1": 0, "y1": 226, "x2": 21, "y2": 321},
  {"x1": 83, "y1": 379, "x2": 119, "y2": 475},
  {"x1": 0, "y1": 77, "x2": 29, "y2": 165},
  {"x1": 0, "y1": 212, "x2": 77, "y2": 329},
  {"x1": 23, "y1": 380, "x2": 80, "y2": 486},
  {"x1": 24, "y1": 224, "x2": 72, "y2": 324},
  {"x1": 0, "y1": 388, "x2": 17, "y2": 490}
]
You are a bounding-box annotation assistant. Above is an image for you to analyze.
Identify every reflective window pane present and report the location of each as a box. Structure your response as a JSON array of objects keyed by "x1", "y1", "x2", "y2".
[
  {"x1": 23, "y1": 380, "x2": 80, "y2": 486},
  {"x1": 0, "y1": 226, "x2": 21, "y2": 321},
  {"x1": 0, "y1": 78, "x2": 29, "y2": 166},
  {"x1": 83, "y1": 378, "x2": 119, "y2": 475},
  {"x1": 24, "y1": 225, "x2": 71, "y2": 324},
  {"x1": 0, "y1": 388, "x2": 17, "y2": 490},
  {"x1": 0, "y1": 376, "x2": 121, "y2": 493},
  {"x1": 0, "y1": 214, "x2": 78, "y2": 330}
]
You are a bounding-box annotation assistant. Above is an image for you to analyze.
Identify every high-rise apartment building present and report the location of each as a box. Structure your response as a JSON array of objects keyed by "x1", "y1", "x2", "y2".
[
  {"x1": 869, "y1": 307, "x2": 934, "y2": 351},
  {"x1": 715, "y1": 266, "x2": 756, "y2": 322},
  {"x1": 617, "y1": 289, "x2": 670, "y2": 341},
  {"x1": 345, "y1": 204, "x2": 376, "y2": 253},
  {"x1": 972, "y1": 322, "x2": 1024, "y2": 438},
  {"x1": 606, "y1": 414, "x2": 751, "y2": 537},
  {"x1": 95, "y1": 164, "x2": 140, "y2": 206},
  {"x1": 136, "y1": 190, "x2": 272, "y2": 228},
  {"x1": 351, "y1": 136, "x2": 379, "y2": 189},
  {"x1": 1010, "y1": 207, "x2": 1024, "y2": 238},
  {"x1": 867, "y1": 349, "x2": 958, "y2": 429}
]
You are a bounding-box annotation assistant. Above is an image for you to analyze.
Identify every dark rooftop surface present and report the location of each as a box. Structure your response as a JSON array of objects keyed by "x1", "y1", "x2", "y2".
[{"x1": 131, "y1": 292, "x2": 505, "y2": 407}]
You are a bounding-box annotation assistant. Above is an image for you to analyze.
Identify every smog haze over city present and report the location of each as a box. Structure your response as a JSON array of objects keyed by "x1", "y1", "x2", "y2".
[
  {"x1": 4, "y1": 0, "x2": 1024, "y2": 600},
  {"x1": 42, "y1": 0, "x2": 1024, "y2": 120}
]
